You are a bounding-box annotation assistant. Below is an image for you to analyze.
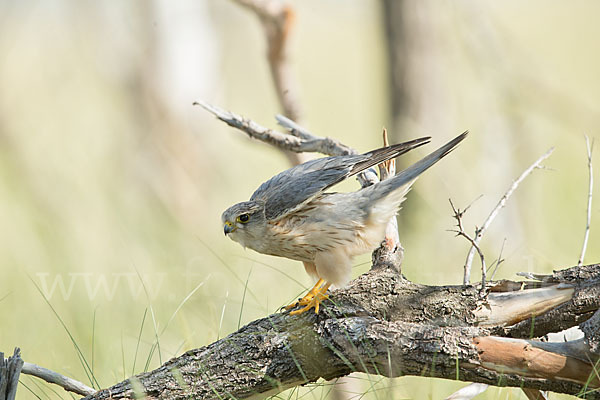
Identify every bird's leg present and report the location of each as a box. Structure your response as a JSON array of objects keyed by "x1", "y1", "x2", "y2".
[
  {"x1": 289, "y1": 282, "x2": 331, "y2": 315},
  {"x1": 284, "y1": 278, "x2": 324, "y2": 310}
]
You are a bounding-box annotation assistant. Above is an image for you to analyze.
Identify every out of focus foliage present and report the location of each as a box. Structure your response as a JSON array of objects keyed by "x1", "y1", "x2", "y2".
[{"x1": 0, "y1": 1, "x2": 598, "y2": 399}]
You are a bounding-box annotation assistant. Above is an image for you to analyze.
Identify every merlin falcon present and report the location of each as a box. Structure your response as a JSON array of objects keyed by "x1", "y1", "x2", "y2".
[{"x1": 222, "y1": 132, "x2": 467, "y2": 315}]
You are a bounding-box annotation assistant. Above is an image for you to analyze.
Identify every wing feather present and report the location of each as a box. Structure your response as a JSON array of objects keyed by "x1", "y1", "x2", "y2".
[{"x1": 252, "y1": 137, "x2": 431, "y2": 221}]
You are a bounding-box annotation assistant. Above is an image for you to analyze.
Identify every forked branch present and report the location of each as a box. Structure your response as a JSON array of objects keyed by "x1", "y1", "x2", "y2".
[
  {"x1": 194, "y1": 101, "x2": 380, "y2": 187},
  {"x1": 462, "y1": 147, "x2": 554, "y2": 284},
  {"x1": 449, "y1": 198, "x2": 488, "y2": 291}
]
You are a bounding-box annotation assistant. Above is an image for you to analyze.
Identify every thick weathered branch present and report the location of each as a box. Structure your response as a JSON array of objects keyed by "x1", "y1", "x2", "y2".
[{"x1": 84, "y1": 263, "x2": 600, "y2": 400}]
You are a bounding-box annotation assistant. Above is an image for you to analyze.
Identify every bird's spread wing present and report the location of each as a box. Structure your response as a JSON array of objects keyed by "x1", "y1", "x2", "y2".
[{"x1": 251, "y1": 137, "x2": 431, "y2": 221}]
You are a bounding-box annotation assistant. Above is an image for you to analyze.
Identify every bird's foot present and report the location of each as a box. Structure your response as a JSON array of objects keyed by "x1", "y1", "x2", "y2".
[
  {"x1": 288, "y1": 283, "x2": 331, "y2": 315},
  {"x1": 289, "y1": 290, "x2": 329, "y2": 315},
  {"x1": 284, "y1": 294, "x2": 313, "y2": 310},
  {"x1": 284, "y1": 278, "x2": 324, "y2": 311}
]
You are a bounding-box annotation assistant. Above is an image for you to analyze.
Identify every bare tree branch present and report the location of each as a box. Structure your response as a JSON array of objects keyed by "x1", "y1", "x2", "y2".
[
  {"x1": 578, "y1": 135, "x2": 594, "y2": 267},
  {"x1": 194, "y1": 101, "x2": 381, "y2": 188},
  {"x1": 463, "y1": 147, "x2": 554, "y2": 284},
  {"x1": 275, "y1": 114, "x2": 315, "y2": 140},
  {"x1": 488, "y1": 238, "x2": 506, "y2": 281},
  {"x1": 22, "y1": 362, "x2": 96, "y2": 396},
  {"x1": 82, "y1": 263, "x2": 600, "y2": 400},
  {"x1": 1, "y1": 348, "x2": 96, "y2": 397},
  {"x1": 449, "y1": 199, "x2": 488, "y2": 292},
  {"x1": 195, "y1": 101, "x2": 354, "y2": 156}
]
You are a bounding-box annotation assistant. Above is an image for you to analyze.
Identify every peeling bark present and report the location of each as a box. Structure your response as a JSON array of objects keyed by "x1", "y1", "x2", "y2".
[
  {"x1": 475, "y1": 336, "x2": 598, "y2": 385},
  {"x1": 503, "y1": 268, "x2": 600, "y2": 339}
]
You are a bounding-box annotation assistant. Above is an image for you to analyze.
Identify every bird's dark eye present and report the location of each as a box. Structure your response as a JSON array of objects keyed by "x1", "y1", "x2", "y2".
[{"x1": 237, "y1": 214, "x2": 250, "y2": 223}]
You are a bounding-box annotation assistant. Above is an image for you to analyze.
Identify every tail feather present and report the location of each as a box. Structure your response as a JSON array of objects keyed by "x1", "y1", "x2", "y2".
[
  {"x1": 373, "y1": 131, "x2": 468, "y2": 201},
  {"x1": 349, "y1": 137, "x2": 431, "y2": 176}
]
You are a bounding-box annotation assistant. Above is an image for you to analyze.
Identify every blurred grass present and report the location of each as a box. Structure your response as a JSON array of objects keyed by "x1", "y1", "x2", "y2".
[{"x1": 0, "y1": 1, "x2": 598, "y2": 399}]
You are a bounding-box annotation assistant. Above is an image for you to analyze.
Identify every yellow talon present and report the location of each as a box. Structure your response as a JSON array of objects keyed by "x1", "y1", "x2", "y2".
[
  {"x1": 288, "y1": 281, "x2": 331, "y2": 315},
  {"x1": 284, "y1": 278, "x2": 324, "y2": 310}
]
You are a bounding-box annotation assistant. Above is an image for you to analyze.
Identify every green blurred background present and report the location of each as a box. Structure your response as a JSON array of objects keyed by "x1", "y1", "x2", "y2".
[{"x1": 1, "y1": 1, "x2": 599, "y2": 399}]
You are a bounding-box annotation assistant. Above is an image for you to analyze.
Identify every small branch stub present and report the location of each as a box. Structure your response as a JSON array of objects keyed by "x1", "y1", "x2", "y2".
[{"x1": 0, "y1": 348, "x2": 23, "y2": 400}]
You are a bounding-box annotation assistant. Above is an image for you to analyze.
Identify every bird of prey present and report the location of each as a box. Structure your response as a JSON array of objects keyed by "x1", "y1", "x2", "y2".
[{"x1": 222, "y1": 132, "x2": 467, "y2": 315}]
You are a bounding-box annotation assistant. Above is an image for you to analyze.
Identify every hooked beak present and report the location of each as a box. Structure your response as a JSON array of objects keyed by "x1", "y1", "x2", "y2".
[{"x1": 224, "y1": 221, "x2": 236, "y2": 235}]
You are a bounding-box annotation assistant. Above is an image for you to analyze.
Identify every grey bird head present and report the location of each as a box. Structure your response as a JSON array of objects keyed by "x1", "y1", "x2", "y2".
[{"x1": 221, "y1": 201, "x2": 266, "y2": 248}]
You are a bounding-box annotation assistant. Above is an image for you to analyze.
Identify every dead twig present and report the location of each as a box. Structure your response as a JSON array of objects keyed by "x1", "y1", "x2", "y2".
[
  {"x1": 488, "y1": 237, "x2": 507, "y2": 281},
  {"x1": 1, "y1": 348, "x2": 95, "y2": 398},
  {"x1": 379, "y1": 128, "x2": 400, "y2": 251},
  {"x1": 378, "y1": 128, "x2": 396, "y2": 181},
  {"x1": 194, "y1": 101, "x2": 379, "y2": 187},
  {"x1": 449, "y1": 199, "x2": 487, "y2": 293},
  {"x1": 195, "y1": 101, "x2": 354, "y2": 156},
  {"x1": 463, "y1": 147, "x2": 554, "y2": 284},
  {"x1": 275, "y1": 114, "x2": 314, "y2": 140},
  {"x1": 22, "y1": 362, "x2": 96, "y2": 396},
  {"x1": 578, "y1": 135, "x2": 594, "y2": 267}
]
